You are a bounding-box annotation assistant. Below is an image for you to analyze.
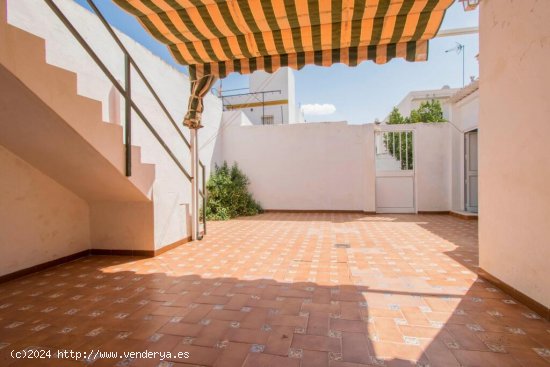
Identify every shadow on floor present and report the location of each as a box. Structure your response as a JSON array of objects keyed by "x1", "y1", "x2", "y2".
[{"x1": 0, "y1": 213, "x2": 548, "y2": 366}]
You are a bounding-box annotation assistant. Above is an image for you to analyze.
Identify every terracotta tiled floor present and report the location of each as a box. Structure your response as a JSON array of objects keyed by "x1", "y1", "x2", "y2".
[{"x1": 0, "y1": 213, "x2": 549, "y2": 367}]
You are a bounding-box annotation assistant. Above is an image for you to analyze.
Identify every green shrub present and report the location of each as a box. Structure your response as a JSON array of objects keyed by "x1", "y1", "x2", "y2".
[
  {"x1": 205, "y1": 162, "x2": 262, "y2": 220},
  {"x1": 385, "y1": 100, "x2": 446, "y2": 169}
]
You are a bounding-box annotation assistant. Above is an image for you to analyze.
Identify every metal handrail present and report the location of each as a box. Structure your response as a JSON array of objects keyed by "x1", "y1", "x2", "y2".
[
  {"x1": 43, "y1": 0, "x2": 211, "y2": 239},
  {"x1": 84, "y1": 0, "x2": 191, "y2": 150},
  {"x1": 44, "y1": 0, "x2": 192, "y2": 180},
  {"x1": 199, "y1": 160, "x2": 207, "y2": 236},
  {"x1": 43, "y1": 0, "x2": 215, "y2": 179}
]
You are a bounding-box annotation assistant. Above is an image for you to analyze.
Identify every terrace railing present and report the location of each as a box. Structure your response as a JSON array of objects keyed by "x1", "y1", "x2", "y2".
[{"x1": 43, "y1": 0, "x2": 207, "y2": 237}]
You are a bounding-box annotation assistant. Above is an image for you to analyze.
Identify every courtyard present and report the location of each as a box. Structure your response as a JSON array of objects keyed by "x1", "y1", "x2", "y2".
[{"x1": 0, "y1": 213, "x2": 548, "y2": 366}]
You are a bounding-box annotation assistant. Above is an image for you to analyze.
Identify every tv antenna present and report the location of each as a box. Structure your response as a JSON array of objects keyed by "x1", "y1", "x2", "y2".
[{"x1": 446, "y1": 42, "x2": 465, "y2": 87}]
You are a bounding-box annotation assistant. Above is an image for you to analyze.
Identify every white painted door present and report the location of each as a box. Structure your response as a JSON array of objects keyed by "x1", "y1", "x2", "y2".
[
  {"x1": 375, "y1": 130, "x2": 415, "y2": 213},
  {"x1": 465, "y1": 130, "x2": 478, "y2": 212}
]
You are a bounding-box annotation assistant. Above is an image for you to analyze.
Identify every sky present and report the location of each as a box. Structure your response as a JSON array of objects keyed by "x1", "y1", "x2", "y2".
[{"x1": 75, "y1": 0, "x2": 479, "y2": 124}]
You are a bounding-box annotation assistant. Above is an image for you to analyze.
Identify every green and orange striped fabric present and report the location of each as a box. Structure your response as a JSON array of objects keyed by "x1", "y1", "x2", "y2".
[
  {"x1": 112, "y1": 0, "x2": 453, "y2": 128},
  {"x1": 113, "y1": 0, "x2": 453, "y2": 80}
]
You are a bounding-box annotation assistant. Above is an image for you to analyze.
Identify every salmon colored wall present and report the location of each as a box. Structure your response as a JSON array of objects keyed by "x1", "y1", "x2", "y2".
[
  {"x1": 479, "y1": 0, "x2": 550, "y2": 307},
  {"x1": 0, "y1": 145, "x2": 90, "y2": 276}
]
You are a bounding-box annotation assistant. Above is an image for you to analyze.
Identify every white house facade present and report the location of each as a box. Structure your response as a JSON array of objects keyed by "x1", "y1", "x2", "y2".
[
  {"x1": 384, "y1": 86, "x2": 460, "y2": 123},
  {"x1": 220, "y1": 67, "x2": 305, "y2": 125}
]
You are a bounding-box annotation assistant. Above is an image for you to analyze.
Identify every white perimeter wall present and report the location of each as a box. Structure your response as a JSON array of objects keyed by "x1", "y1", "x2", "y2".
[
  {"x1": 415, "y1": 123, "x2": 452, "y2": 211},
  {"x1": 479, "y1": 0, "x2": 550, "y2": 307},
  {"x1": 0, "y1": 145, "x2": 90, "y2": 277},
  {"x1": 218, "y1": 114, "x2": 451, "y2": 213},
  {"x1": 220, "y1": 121, "x2": 375, "y2": 211}
]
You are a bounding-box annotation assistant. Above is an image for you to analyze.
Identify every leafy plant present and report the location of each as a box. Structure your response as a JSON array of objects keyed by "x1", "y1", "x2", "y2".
[
  {"x1": 384, "y1": 131, "x2": 414, "y2": 170},
  {"x1": 205, "y1": 162, "x2": 262, "y2": 221},
  {"x1": 388, "y1": 107, "x2": 407, "y2": 124},
  {"x1": 408, "y1": 99, "x2": 446, "y2": 123},
  {"x1": 384, "y1": 100, "x2": 446, "y2": 169}
]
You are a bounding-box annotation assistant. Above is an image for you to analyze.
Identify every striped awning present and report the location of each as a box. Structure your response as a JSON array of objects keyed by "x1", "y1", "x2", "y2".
[{"x1": 112, "y1": 0, "x2": 453, "y2": 128}]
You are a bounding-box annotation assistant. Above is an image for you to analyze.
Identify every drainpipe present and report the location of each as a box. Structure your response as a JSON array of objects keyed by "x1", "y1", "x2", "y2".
[{"x1": 190, "y1": 129, "x2": 201, "y2": 241}]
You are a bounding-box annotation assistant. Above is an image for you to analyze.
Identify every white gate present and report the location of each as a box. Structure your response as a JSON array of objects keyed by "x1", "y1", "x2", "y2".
[{"x1": 375, "y1": 129, "x2": 415, "y2": 213}]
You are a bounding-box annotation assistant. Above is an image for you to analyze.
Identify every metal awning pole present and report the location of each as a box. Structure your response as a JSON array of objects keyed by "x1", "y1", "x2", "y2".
[{"x1": 190, "y1": 129, "x2": 200, "y2": 241}]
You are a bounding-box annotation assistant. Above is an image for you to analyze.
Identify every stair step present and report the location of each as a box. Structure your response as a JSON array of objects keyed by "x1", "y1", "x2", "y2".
[
  {"x1": 1, "y1": 23, "x2": 47, "y2": 70},
  {"x1": 0, "y1": 20, "x2": 156, "y2": 201},
  {"x1": 129, "y1": 145, "x2": 156, "y2": 196}
]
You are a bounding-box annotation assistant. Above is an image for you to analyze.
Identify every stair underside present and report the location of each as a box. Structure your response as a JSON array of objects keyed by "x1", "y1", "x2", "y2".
[{"x1": 0, "y1": 63, "x2": 151, "y2": 202}]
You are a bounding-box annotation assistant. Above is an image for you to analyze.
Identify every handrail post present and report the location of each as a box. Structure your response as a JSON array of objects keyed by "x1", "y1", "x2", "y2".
[
  {"x1": 191, "y1": 129, "x2": 200, "y2": 240},
  {"x1": 202, "y1": 163, "x2": 207, "y2": 235},
  {"x1": 44, "y1": 0, "x2": 206, "y2": 237},
  {"x1": 124, "y1": 53, "x2": 132, "y2": 176}
]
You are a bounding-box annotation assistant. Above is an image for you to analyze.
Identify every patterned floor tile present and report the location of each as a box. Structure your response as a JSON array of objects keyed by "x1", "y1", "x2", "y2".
[{"x1": 0, "y1": 213, "x2": 548, "y2": 367}]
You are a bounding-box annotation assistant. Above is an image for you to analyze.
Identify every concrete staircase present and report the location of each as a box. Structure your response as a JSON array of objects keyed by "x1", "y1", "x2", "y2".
[
  {"x1": 0, "y1": 8, "x2": 155, "y2": 202},
  {"x1": 0, "y1": 0, "x2": 197, "y2": 257}
]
